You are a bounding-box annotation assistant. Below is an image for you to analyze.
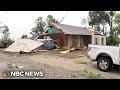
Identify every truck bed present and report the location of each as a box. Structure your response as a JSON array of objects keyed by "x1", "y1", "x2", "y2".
[{"x1": 88, "y1": 44, "x2": 120, "y2": 65}]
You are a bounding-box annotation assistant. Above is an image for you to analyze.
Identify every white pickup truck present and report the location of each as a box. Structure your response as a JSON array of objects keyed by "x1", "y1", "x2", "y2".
[{"x1": 87, "y1": 44, "x2": 120, "y2": 72}]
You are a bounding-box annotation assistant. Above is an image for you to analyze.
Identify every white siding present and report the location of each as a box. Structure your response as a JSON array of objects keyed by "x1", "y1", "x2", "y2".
[{"x1": 91, "y1": 35, "x2": 106, "y2": 45}]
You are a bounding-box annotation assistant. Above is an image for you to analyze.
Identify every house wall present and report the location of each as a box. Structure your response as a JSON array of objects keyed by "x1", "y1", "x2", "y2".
[
  {"x1": 80, "y1": 36, "x2": 84, "y2": 48},
  {"x1": 41, "y1": 27, "x2": 64, "y2": 47},
  {"x1": 44, "y1": 27, "x2": 92, "y2": 48},
  {"x1": 91, "y1": 35, "x2": 106, "y2": 45},
  {"x1": 82, "y1": 35, "x2": 91, "y2": 47},
  {"x1": 64, "y1": 35, "x2": 77, "y2": 48},
  {"x1": 71, "y1": 35, "x2": 77, "y2": 47},
  {"x1": 42, "y1": 33, "x2": 92, "y2": 48},
  {"x1": 52, "y1": 27, "x2": 61, "y2": 33},
  {"x1": 64, "y1": 34, "x2": 68, "y2": 46},
  {"x1": 64, "y1": 35, "x2": 91, "y2": 48},
  {"x1": 50, "y1": 33, "x2": 64, "y2": 47}
]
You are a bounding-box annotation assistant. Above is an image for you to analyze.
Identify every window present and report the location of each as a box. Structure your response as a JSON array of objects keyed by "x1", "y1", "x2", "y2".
[
  {"x1": 101, "y1": 38, "x2": 104, "y2": 45},
  {"x1": 94, "y1": 37, "x2": 99, "y2": 45}
]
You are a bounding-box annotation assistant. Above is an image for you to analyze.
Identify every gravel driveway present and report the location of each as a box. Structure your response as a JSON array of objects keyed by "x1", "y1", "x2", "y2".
[{"x1": 0, "y1": 50, "x2": 120, "y2": 79}]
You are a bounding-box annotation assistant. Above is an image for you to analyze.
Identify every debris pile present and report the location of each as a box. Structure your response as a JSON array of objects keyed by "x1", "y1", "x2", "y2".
[
  {"x1": 4, "y1": 38, "x2": 58, "y2": 53},
  {"x1": 60, "y1": 46, "x2": 75, "y2": 54},
  {"x1": 4, "y1": 39, "x2": 44, "y2": 53},
  {"x1": 41, "y1": 40, "x2": 57, "y2": 50}
]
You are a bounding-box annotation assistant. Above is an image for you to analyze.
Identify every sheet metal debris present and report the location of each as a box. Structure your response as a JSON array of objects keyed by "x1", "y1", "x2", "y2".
[{"x1": 4, "y1": 39, "x2": 44, "y2": 52}]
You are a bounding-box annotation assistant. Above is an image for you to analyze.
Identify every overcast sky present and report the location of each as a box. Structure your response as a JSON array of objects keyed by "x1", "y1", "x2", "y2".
[{"x1": 0, "y1": 11, "x2": 89, "y2": 40}]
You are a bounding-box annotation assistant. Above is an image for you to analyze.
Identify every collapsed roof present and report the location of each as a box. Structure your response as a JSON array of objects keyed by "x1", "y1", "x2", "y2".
[{"x1": 4, "y1": 39, "x2": 44, "y2": 52}]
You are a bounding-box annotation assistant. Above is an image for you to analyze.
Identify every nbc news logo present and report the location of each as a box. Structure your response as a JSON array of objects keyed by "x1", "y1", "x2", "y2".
[{"x1": 3, "y1": 71, "x2": 43, "y2": 77}]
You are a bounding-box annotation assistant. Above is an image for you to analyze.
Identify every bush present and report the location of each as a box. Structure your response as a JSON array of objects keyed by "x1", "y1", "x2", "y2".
[
  {"x1": 4, "y1": 39, "x2": 14, "y2": 47},
  {"x1": 106, "y1": 36, "x2": 120, "y2": 46}
]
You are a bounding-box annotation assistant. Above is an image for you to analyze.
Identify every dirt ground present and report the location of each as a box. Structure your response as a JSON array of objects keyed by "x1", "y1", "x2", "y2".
[{"x1": 0, "y1": 49, "x2": 120, "y2": 79}]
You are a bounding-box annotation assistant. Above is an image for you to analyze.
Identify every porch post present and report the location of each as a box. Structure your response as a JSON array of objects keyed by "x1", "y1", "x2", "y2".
[{"x1": 91, "y1": 35, "x2": 94, "y2": 44}]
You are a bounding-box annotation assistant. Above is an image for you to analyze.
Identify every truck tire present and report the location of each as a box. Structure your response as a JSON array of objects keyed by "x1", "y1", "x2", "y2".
[{"x1": 97, "y1": 57, "x2": 112, "y2": 72}]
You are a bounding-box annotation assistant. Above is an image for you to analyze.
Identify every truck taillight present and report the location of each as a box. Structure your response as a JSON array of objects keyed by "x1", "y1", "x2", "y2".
[{"x1": 88, "y1": 47, "x2": 91, "y2": 51}]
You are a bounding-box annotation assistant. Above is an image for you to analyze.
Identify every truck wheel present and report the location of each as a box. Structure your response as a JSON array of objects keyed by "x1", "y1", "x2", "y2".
[{"x1": 97, "y1": 57, "x2": 112, "y2": 72}]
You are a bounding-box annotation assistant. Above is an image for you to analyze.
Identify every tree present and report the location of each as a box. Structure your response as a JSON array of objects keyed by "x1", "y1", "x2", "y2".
[
  {"x1": 21, "y1": 34, "x2": 28, "y2": 39},
  {"x1": 105, "y1": 11, "x2": 116, "y2": 45},
  {"x1": 31, "y1": 15, "x2": 58, "y2": 35},
  {"x1": 112, "y1": 12, "x2": 120, "y2": 37},
  {"x1": 88, "y1": 11, "x2": 118, "y2": 45},
  {"x1": 1, "y1": 25, "x2": 10, "y2": 43},
  {"x1": 0, "y1": 25, "x2": 12, "y2": 47},
  {"x1": 6, "y1": 39, "x2": 14, "y2": 47},
  {"x1": 31, "y1": 17, "x2": 46, "y2": 34},
  {"x1": 107, "y1": 13, "x2": 120, "y2": 46},
  {"x1": 81, "y1": 18, "x2": 88, "y2": 27},
  {"x1": 88, "y1": 11, "x2": 108, "y2": 34},
  {"x1": 46, "y1": 15, "x2": 59, "y2": 26}
]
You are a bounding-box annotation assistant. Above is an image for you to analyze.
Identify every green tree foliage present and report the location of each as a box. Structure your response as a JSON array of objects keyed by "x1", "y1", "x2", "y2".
[
  {"x1": 21, "y1": 34, "x2": 28, "y2": 39},
  {"x1": 0, "y1": 25, "x2": 14, "y2": 47},
  {"x1": 88, "y1": 11, "x2": 118, "y2": 45},
  {"x1": 106, "y1": 11, "x2": 116, "y2": 45},
  {"x1": 46, "y1": 15, "x2": 59, "y2": 26},
  {"x1": 6, "y1": 39, "x2": 14, "y2": 47},
  {"x1": 88, "y1": 11, "x2": 109, "y2": 34},
  {"x1": 31, "y1": 17, "x2": 46, "y2": 34},
  {"x1": 81, "y1": 18, "x2": 88, "y2": 28},
  {"x1": 1, "y1": 25, "x2": 10, "y2": 43},
  {"x1": 31, "y1": 15, "x2": 58, "y2": 35},
  {"x1": 113, "y1": 13, "x2": 120, "y2": 36},
  {"x1": 107, "y1": 13, "x2": 120, "y2": 46}
]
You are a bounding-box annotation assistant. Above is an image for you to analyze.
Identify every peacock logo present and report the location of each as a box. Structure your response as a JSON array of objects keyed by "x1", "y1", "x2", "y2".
[{"x1": 3, "y1": 72, "x2": 11, "y2": 77}]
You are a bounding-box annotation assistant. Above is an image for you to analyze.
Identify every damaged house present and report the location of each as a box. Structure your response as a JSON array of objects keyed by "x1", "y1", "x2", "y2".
[
  {"x1": 4, "y1": 22, "x2": 106, "y2": 53},
  {"x1": 42, "y1": 23, "x2": 106, "y2": 49}
]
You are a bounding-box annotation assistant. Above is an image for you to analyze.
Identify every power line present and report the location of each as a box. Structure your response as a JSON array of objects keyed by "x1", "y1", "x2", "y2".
[{"x1": 59, "y1": 12, "x2": 68, "y2": 23}]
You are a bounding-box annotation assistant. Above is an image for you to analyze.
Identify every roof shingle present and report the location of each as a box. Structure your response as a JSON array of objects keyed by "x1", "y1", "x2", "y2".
[{"x1": 52, "y1": 23, "x2": 93, "y2": 35}]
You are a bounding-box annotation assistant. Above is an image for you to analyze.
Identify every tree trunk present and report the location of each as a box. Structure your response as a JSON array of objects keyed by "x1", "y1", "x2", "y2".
[
  {"x1": 110, "y1": 16, "x2": 113, "y2": 45},
  {"x1": 102, "y1": 24, "x2": 105, "y2": 34}
]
